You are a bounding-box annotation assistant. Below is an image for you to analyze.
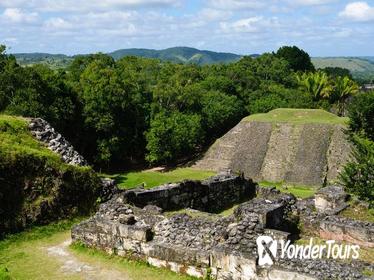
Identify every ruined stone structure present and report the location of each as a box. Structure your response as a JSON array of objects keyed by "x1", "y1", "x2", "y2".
[
  {"x1": 320, "y1": 216, "x2": 374, "y2": 248},
  {"x1": 194, "y1": 111, "x2": 351, "y2": 186},
  {"x1": 28, "y1": 118, "x2": 119, "y2": 200},
  {"x1": 122, "y1": 174, "x2": 255, "y2": 212},
  {"x1": 315, "y1": 185, "x2": 349, "y2": 214},
  {"x1": 29, "y1": 118, "x2": 88, "y2": 166},
  {"x1": 72, "y1": 175, "x2": 373, "y2": 279},
  {"x1": 295, "y1": 185, "x2": 374, "y2": 249}
]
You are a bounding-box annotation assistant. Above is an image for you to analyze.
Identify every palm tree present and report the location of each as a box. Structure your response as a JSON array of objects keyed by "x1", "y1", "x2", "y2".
[
  {"x1": 296, "y1": 71, "x2": 333, "y2": 101},
  {"x1": 332, "y1": 76, "x2": 359, "y2": 116}
]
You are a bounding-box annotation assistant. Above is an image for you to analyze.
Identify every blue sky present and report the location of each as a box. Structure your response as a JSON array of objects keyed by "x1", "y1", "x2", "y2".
[{"x1": 0, "y1": 0, "x2": 373, "y2": 56}]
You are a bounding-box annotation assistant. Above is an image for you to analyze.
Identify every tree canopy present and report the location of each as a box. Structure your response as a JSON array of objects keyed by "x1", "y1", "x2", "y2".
[
  {"x1": 0, "y1": 45, "x2": 362, "y2": 168},
  {"x1": 276, "y1": 46, "x2": 315, "y2": 72}
]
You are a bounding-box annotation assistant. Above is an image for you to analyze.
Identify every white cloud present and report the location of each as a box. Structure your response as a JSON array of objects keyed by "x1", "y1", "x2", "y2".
[
  {"x1": 44, "y1": 17, "x2": 73, "y2": 30},
  {"x1": 198, "y1": 8, "x2": 231, "y2": 22},
  {"x1": 41, "y1": 11, "x2": 164, "y2": 38},
  {"x1": 339, "y1": 2, "x2": 374, "y2": 22},
  {"x1": 290, "y1": 0, "x2": 336, "y2": 6},
  {"x1": 220, "y1": 16, "x2": 280, "y2": 33},
  {"x1": 2, "y1": 8, "x2": 38, "y2": 23},
  {"x1": 0, "y1": 0, "x2": 180, "y2": 11},
  {"x1": 208, "y1": 0, "x2": 265, "y2": 10}
]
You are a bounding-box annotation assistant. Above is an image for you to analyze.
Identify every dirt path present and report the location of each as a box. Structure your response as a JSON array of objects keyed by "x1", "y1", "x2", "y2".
[{"x1": 46, "y1": 239, "x2": 130, "y2": 280}]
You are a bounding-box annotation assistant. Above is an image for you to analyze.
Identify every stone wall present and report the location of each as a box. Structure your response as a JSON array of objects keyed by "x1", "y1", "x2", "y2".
[
  {"x1": 72, "y1": 177, "x2": 373, "y2": 280},
  {"x1": 123, "y1": 174, "x2": 256, "y2": 212},
  {"x1": 320, "y1": 216, "x2": 374, "y2": 248}
]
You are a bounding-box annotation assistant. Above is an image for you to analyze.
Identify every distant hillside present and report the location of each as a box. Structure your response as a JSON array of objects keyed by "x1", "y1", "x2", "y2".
[
  {"x1": 108, "y1": 47, "x2": 242, "y2": 64},
  {"x1": 13, "y1": 47, "x2": 242, "y2": 68},
  {"x1": 14, "y1": 53, "x2": 73, "y2": 69},
  {"x1": 312, "y1": 57, "x2": 374, "y2": 82},
  {"x1": 13, "y1": 49, "x2": 374, "y2": 82}
]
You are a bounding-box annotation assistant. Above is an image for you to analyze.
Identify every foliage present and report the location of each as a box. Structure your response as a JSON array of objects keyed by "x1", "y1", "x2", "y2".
[
  {"x1": 200, "y1": 90, "x2": 245, "y2": 135},
  {"x1": 0, "y1": 115, "x2": 101, "y2": 234},
  {"x1": 146, "y1": 111, "x2": 203, "y2": 163},
  {"x1": 329, "y1": 76, "x2": 359, "y2": 115},
  {"x1": 321, "y1": 67, "x2": 352, "y2": 79},
  {"x1": 103, "y1": 168, "x2": 215, "y2": 189},
  {"x1": 297, "y1": 71, "x2": 359, "y2": 115},
  {"x1": 312, "y1": 57, "x2": 374, "y2": 84},
  {"x1": 246, "y1": 83, "x2": 314, "y2": 114},
  {"x1": 340, "y1": 135, "x2": 374, "y2": 207},
  {"x1": 342, "y1": 91, "x2": 374, "y2": 208},
  {"x1": 0, "y1": 44, "x2": 355, "y2": 167},
  {"x1": 297, "y1": 71, "x2": 333, "y2": 101},
  {"x1": 276, "y1": 46, "x2": 315, "y2": 72},
  {"x1": 347, "y1": 91, "x2": 374, "y2": 141}
]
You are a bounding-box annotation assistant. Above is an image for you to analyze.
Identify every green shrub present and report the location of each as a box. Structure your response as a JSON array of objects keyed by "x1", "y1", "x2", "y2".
[
  {"x1": 340, "y1": 135, "x2": 374, "y2": 207},
  {"x1": 348, "y1": 91, "x2": 374, "y2": 141}
]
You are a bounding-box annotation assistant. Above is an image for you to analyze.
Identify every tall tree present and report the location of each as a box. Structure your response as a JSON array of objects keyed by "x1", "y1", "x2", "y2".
[
  {"x1": 146, "y1": 111, "x2": 203, "y2": 164},
  {"x1": 348, "y1": 91, "x2": 374, "y2": 141},
  {"x1": 276, "y1": 46, "x2": 315, "y2": 72},
  {"x1": 331, "y1": 76, "x2": 359, "y2": 116},
  {"x1": 322, "y1": 67, "x2": 352, "y2": 79}
]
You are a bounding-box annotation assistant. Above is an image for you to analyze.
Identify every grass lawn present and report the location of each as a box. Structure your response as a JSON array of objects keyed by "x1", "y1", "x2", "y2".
[
  {"x1": 0, "y1": 219, "x2": 82, "y2": 280},
  {"x1": 259, "y1": 181, "x2": 317, "y2": 199},
  {"x1": 104, "y1": 168, "x2": 215, "y2": 189},
  {"x1": 339, "y1": 203, "x2": 374, "y2": 223},
  {"x1": 164, "y1": 203, "x2": 239, "y2": 220},
  {"x1": 70, "y1": 243, "x2": 196, "y2": 280},
  {"x1": 218, "y1": 204, "x2": 239, "y2": 217},
  {"x1": 0, "y1": 115, "x2": 61, "y2": 163},
  {"x1": 244, "y1": 108, "x2": 348, "y2": 125},
  {"x1": 0, "y1": 219, "x2": 196, "y2": 280}
]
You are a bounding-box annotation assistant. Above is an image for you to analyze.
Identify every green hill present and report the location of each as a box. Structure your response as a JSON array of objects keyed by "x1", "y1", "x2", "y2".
[
  {"x1": 108, "y1": 46, "x2": 242, "y2": 64},
  {"x1": 13, "y1": 49, "x2": 374, "y2": 82},
  {"x1": 312, "y1": 57, "x2": 374, "y2": 82},
  {"x1": 14, "y1": 53, "x2": 73, "y2": 69},
  {"x1": 13, "y1": 47, "x2": 242, "y2": 68}
]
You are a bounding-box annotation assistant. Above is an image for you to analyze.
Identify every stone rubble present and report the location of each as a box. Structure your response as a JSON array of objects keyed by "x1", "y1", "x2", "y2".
[
  {"x1": 72, "y1": 176, "x2": 374, "y2": 280},
  {"x1": 320, "y1": 215, "x2": 374, "y2": 248},
  {"x1": 29, "y1": 118, "x2": 87, "y2": 166},
  {"x1": 315, "y1": 185, "x2": 349, "y2": 214}
]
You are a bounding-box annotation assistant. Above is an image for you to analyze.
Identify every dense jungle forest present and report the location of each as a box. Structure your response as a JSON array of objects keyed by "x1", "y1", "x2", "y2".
[{"x1": 0, "y1": 45, "x2": 372, "y2": 176}]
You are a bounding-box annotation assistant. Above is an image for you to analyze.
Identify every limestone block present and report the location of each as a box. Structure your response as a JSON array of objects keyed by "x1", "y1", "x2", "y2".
[
  {"x1": 117, "y1": 224, "x2": 152, "y2": 241},
  {"x1": 315, "y1": 185, "x2": 348, "y2": 213}
]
